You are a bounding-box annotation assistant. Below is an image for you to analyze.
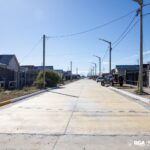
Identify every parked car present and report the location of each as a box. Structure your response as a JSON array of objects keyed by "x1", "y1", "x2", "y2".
[
  {"x1": 96, "y1": 77, "x2": 104, "y2": 82},
  {"x1": 101, "y1": 74, "x2": 114, "y2": 86}
]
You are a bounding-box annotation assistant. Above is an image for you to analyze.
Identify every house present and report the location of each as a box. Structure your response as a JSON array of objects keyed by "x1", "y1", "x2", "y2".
[
  {"x1": 0, "y1": 55, "x2": 20, "y2": 88},
  {"x1": 20, "y1": 65, "x2": 54, "y2": 87},
  {"x1": 20, "y1": 65, "x2": 38, "y2": 87},
  {"x1": 114, "y1": 65, "x2": 150, "y2": 87},
  {"x1": 63, "y1": 71, "x2": 72, "y2": 80},
  {"x1": 0, "y1": 55, "x2": 19, "y2": 71}
]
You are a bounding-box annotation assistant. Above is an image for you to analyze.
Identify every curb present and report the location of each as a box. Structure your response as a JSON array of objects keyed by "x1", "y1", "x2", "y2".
[
  {"x1": 0, "y1": 100, "x2": 11, "y2": 107},
  {"x1": 0, "y1": 87, "x2": 57, "y2": 107},
  {"x1": 109, "y1": 86, "x2": 150, "y2": 105}
]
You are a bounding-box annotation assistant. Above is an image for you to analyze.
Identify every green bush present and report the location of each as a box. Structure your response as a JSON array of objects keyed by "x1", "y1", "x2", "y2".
[{"x1": 34, "y1": 71, "x2": 60, "y2": 88}]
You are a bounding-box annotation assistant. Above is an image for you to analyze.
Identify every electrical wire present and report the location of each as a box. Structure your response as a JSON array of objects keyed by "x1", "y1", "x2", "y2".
[
  {"x1": 112, "y1": 20, "x2": 139, "y2": 50},
  {"x1": 143, "y1": 13, "x2": 150, "y2": 16},
  {"x1": 48, "y1": 9, "x2": 137, "y2": 39},
  {"x1": 101, "y1": 14, "x2": 138, "y2": 62},
  {"x1": 112, "y1": 14, "x2": 137, "y2": 45},
  {"x1": 101, "y1": 47, "x2": 109, "y2": 62},
  {"x1": 112, "y1": 13, "x2": 150, "y2": 50},
  {"x1": 21, "y1": 37, "x2": 42, "y2": 63},
  {"x1": 144, "y1": 3, "x2": 150, "y2": 7}
]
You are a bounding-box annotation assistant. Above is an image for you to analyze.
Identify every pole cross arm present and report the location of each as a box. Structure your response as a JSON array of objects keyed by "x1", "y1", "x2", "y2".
[
  {"x1": 133, "y1": 0, "x2": 143, "y2": 5},
  {"x1": 93, "y1": 55, "x2": 101, "y2": 59},
  {"x1": 99, "y1": 38, "x2": 111, "y2": 44}
]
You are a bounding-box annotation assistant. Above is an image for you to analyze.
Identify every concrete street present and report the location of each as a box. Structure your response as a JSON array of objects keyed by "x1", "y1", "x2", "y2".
[{"x1": 0, "y1": 79, "x2": 150, "y2": 150}]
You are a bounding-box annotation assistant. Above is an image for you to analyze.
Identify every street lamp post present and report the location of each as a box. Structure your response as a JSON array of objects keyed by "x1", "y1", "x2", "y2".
[
  {"x1": 99, "y1": 39, "x2": 112, "y2": 74},
  {"x1": 93, "y1": 55, "x2": 101, "y2": 76},
  {"x1": 91, "y1": 62, "x2": 97, "y2": 76},
  {"x1": 133, "y1": 0, "x2": 143, "y2": 93}
]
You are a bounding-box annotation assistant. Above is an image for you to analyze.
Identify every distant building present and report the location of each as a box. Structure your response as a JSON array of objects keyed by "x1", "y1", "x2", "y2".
[
  {"x1": 20, "y1": 65, "x2": 38, "y2": 87},
  {"x1": 20, "y1": 65, "x2": 54, "y2": 87},
  {"x1": 34, "y1": 66, "x2": 53, "y2": 71},
  {"x1": 54, "y1": 70, "x2": 64, "y2": 79},
  {"x1": 63, "y1": 71, "x2": 72, "y2": 80}
]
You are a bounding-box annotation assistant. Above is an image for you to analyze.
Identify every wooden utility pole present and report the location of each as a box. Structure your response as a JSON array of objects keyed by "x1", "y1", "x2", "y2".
[
  {"x1": 133, "y1": 0, "x2": 143, "y2": 93},
  {"x1": 43, "y1": 34, "x2": 46, "y2": 88}
]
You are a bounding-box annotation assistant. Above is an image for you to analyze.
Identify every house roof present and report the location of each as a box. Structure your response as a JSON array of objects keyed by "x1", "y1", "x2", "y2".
[
  {"x1": 0, "y1": 55, "x2": 15, "y2": 65},
  {"x1": 55, "y1": 69, "x2": 64, "y2": 73},
  {"x1": 116, "y1": 65, "x2": 139, "y2": 70},
  {"x1": 34, "y1": 66, "x2": 54, "y2": 70}
]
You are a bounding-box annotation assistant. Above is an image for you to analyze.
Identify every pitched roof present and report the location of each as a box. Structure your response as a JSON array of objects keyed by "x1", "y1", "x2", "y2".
[{"x1": 0, "y1": 55, "x2": 15, "y2": 65}]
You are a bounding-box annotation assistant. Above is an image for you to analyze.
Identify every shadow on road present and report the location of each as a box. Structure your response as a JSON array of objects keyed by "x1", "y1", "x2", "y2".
[{"x1": 49, "y1": 91, "x2": 79, "y2": 98}]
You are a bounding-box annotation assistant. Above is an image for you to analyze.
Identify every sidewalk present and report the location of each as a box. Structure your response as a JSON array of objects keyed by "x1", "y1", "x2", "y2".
[{"x1": 109, "y1": 86, "x2": 150, "y2": 104}]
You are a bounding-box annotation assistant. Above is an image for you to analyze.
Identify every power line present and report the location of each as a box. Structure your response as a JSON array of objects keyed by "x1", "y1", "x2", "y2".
[
  {"x1": 144, "y1": 3, "x2": 150, "y2": 7},
  {"x1": 48, "y1": 9, "x2": 137, "y2": 39},
  {"x1": 112, "y1": 20, "x2": 139, "y2": 49},
  {"x1": 102, "y1": 47, "x2": 109, "y2": 62},
  {"x1": 143, "y1": 13, "x2": 150, "y2": 16},
  {"x1": 21, "y1": 37, "x2": 42, "y2": 63},
  {"x1": 112, "y1": 14, "x2": 149, "y2": 50},
  {"x1": 101, "y1": 14, "x2": 137, "y2": 63},
  {"x1": 112, "y1": 14, "x2": 137, "y2": 45}
]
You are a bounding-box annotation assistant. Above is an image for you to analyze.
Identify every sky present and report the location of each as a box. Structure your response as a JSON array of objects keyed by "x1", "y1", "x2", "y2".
[{"x1": 0, "y1": 0, "x2": 150, "y2": 75}]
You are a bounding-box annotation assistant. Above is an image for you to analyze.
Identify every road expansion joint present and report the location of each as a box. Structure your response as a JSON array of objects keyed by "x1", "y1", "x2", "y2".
[{"x1": 51, "y1": 83, "x2": 86, "y2": 150}]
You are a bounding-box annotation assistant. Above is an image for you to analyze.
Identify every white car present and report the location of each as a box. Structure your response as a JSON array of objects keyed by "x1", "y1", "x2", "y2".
[{"x1": 96, "y1": 77, "x2": 104, "y2": 82}]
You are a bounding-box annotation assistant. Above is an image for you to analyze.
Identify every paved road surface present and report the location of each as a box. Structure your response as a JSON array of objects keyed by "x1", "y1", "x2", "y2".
[{"x1": 0, "y1": 79, "x2": 150, "y2": 150}]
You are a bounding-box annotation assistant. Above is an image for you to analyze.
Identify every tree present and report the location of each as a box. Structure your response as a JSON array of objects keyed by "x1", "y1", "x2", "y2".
[{"x1": 34, "y1": 71, "x2": 60, "y2": 88}]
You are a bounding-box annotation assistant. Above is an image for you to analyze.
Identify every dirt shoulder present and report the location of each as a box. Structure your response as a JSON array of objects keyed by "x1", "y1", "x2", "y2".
[{"x1": 0, "y1": 87, "x2": 39, "y2": 103}]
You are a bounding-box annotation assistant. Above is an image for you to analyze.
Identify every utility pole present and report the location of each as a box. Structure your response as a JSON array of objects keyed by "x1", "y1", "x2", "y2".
[
  {"x1": 93, "y1": 55, "x2": 101, "y2": 76},
  {"x1": 133, "y1": 0, "x2": 143, "y2": 93},
  {"x1": 99, "y1": 39, "x2": 112, "y2": 74},
  {"x1": 70, "y1": 61, "x2": 72, "y2": 81},
  {"x1": 43, "y1": 34, "x2": 46, "y2": 88}
]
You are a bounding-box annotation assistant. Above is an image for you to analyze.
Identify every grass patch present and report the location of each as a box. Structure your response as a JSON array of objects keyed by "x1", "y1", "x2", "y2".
[
  {"x1": 0, "y1": 86, "x2": 39, "y2": 103},
  {"x1": 113, "y1": 84, "x2": 134, "y2": 89},
  {"x1": 134, "y1": 89, "x2": 149, "y2": 95}
]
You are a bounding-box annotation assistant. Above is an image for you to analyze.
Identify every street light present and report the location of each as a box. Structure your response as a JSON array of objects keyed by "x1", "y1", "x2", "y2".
[
  {"x1": 133, "y1": 0, "x2": 143, "y2": 93},
  {"x1": 90, "y1": 62, "x2": 97, "y2": 76},
  {"x1": 93, "y1": 55, "x2": 101, "y2": 76},
  {"x1": 90, "y1": 66, "x2": 94, "y2": 76},
  {"x1": 99, "y1": 38, "x2": 112, "y2": 74}
]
